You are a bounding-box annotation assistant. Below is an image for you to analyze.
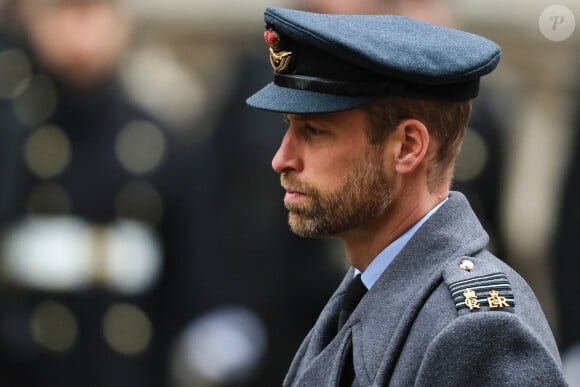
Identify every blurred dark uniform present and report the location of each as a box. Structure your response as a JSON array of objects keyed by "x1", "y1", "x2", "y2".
[
  {"x1": 553, "y1": 101, "x2": 580, "y2": 354},
  {"x1": 454, "y1": 90, "x2": 508, "y2": 258},
  {"x1": 0, "y1": 30, "x2": 195, "y2": 387}
]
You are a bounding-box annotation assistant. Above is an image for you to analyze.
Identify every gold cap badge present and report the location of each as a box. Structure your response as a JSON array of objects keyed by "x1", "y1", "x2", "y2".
[{"x1": 264, "y1": 28, "x2": 294, "y2": 73}]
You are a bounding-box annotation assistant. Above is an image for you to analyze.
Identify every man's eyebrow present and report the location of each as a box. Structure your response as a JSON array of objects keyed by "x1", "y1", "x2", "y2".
[{"x1": 282, "y1": 114, "x2": 310, "y2": 123}]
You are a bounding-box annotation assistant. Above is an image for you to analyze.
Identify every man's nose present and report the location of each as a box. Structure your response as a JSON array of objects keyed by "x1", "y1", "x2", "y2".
[{"x1": 272, "y1": 130, "x2": 303, "y2": 174}]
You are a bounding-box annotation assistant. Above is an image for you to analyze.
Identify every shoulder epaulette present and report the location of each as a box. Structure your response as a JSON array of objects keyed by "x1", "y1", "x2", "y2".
[{"x1": 443, "y1": 256, "x2": 515, "y2": 316}]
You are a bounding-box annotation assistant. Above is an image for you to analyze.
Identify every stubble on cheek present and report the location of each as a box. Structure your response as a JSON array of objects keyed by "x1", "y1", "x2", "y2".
[{"x1": 280, "y1": 147, "x2": 392, "y2": 238}]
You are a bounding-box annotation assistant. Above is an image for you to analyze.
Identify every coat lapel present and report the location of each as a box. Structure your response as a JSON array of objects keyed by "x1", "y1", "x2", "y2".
[{"x1": 284, "y1": 272, "x2": 353, "y2": 385}]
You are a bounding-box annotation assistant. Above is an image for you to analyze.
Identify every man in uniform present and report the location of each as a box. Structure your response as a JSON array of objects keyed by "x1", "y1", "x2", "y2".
[
  {"x1": 246, "y1": 7, "x2": 566, "y2": 386},
  {"x1": 0, "y1": 1, "x2": 196, "y2": 386}
]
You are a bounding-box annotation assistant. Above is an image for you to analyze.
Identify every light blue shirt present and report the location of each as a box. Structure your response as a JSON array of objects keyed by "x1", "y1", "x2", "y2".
[{"x1": 355, "y1": 198, "x2": 448, "y2": 290}]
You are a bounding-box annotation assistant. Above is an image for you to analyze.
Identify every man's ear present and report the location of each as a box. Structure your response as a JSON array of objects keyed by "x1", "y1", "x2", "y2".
[{"x1": 394, "y1": 118, "x2": 430, "y2": 174}]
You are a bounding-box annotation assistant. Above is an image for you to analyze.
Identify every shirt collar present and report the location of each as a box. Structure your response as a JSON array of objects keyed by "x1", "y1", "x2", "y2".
[{"x1": 355, "y1": 198, "x2": 448, "y2": 289}]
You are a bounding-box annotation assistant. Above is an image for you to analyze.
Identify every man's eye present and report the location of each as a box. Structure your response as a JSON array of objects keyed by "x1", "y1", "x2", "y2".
[{"x1": 306, "y1": 126, "x2": 323, "y2": 136}]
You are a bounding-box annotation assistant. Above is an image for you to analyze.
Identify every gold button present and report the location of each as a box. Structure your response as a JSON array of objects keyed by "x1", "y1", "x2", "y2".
[{"x1": 459, "y1": 259, "x2": 474, "y2": 271}]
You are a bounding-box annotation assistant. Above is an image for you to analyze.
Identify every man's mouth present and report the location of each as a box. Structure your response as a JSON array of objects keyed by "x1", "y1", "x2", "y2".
[
  {"x1": 281, "y1": 174, "x2": 313, "y2": 205},
  {"x1": 283, "y1": 187, "x2": 307, "y2": 203}
]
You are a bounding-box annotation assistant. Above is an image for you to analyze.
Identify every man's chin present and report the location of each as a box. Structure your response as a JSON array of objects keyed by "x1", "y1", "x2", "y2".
[
  {"x1": 287, "y1": 213, "x2": 330, "y2": 239},
  {"x1": 288, "y1": 213, "x2": 312, "y2": 237}
]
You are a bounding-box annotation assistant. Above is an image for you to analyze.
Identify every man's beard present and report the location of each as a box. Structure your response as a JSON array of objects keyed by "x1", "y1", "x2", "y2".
[{"x1": 281, "y1": 147, "x2": 393, "y2": 238}]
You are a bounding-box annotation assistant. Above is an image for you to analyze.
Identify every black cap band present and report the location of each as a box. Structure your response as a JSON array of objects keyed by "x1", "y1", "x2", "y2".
[{"x1": 273, "y1": 73, "x2": 480, "y2": 101}]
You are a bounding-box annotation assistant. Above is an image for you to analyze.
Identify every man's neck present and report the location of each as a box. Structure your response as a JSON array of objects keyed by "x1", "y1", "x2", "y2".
[{"x1": 342, "y1": 190, "x2": 447, "y2": 272}]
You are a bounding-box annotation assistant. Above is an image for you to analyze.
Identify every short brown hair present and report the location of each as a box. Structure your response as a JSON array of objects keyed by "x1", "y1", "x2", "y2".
[{"x1": 363, "y1": 96, "x2": 472, "y2": 191}]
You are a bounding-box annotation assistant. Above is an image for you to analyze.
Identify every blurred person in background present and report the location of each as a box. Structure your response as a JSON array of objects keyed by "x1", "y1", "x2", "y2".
[
  {"x1": 553, "y1": 100, "x2": 580, "y2": 384},
  {"x1": 0, "y1": 1, "x2": 197, "y2": 386}
]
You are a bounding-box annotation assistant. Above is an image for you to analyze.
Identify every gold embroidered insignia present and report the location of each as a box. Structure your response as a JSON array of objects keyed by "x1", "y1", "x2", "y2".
[
  {"x1": 487, "y1": 290, "x2": 510, "y2": 308},
  {"x1": 449, "y1": 272, "x2": 515, "y2": 314},
  {"x1": 269, "y1": 48, "x2": 293, "y2": 73},
  {"x1": 463, "y1": 288, "x2": 480, "y2": 311}
]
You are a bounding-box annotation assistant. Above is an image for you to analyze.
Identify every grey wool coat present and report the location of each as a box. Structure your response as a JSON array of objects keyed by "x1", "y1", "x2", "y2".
[{"x1": 284, "y1": 192, "x2": 567, "y2": 386}]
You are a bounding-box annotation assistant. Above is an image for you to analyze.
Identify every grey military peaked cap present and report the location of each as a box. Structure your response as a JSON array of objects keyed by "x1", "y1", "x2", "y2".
[{"x1": 247, "y1": 7, "x2": 501, "y2": 114}]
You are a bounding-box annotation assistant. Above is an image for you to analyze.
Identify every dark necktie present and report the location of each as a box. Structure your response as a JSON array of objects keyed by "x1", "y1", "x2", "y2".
[
  {"x1": 338, "y1": 274, "x2": 367, "y2": 331},
  {"x1": 337, "y1": 274, "x2": 367, "y2": 387}
]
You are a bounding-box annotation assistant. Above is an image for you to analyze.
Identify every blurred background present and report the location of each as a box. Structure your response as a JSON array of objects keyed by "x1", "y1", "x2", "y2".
[{"x1": 0, "y1": 0, "x2": 579, "y2": 386}]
